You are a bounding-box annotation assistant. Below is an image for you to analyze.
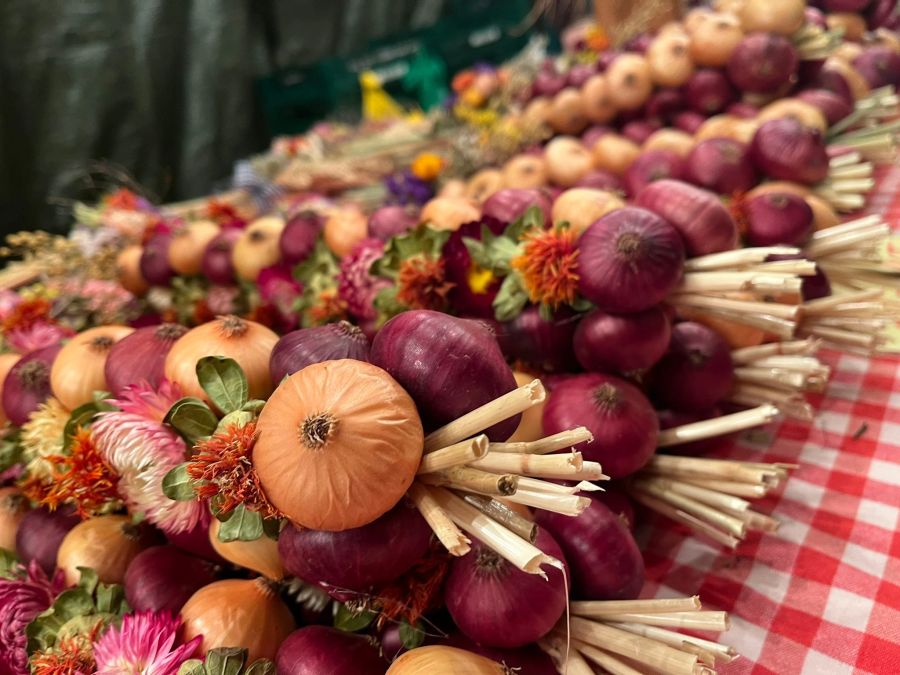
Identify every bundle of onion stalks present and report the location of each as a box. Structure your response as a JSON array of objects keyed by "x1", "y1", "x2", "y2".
[{"x1": 541, "y1": 597, "x2": 736, "y2": 675}]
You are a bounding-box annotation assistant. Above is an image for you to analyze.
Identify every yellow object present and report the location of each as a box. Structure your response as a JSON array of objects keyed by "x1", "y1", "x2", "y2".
[
  {"x1": 411, "y1": 152, "x2": 444, "y2": 181},
  {"x1": 360, "y1": 70, "x2": 405, "y2": 121},
  {"x1": 467, "y1": 265, "x2": 495, "y2": 294}
]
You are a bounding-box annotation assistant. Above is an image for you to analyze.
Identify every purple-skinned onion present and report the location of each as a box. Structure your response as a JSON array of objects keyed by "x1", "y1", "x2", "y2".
[
  {"x1": 124, "y1": 545, "x2": 216, "y2": 613},
  {"x1": 674, "y1": 111, "x2": 706, "y2": 134},
  {"x1": 202, "y1": 228, "x2": 242, "y2": 285},
  {"x1": 685, "y1": 139, "x2": 758, "y2": 195},
  {"x1": 727, "y1": 33, "x2": 798, "y2": 93},
  {"x1": 481, "y1": 189, "x2": 552, "y2": 226},
  {"x1": 622, "y1": 119, "x2": 661, "y2": 145},
  {"x1": 624, "y1": 150, "x2": 687, "y2": 197},
  {"x1": 494, "y1": 306, "x2": 579, "y2": 373},
  {"x1": 727, "y1": 101, "x2": 761, "y2": 119},
  {"x1": 645, "y1": 88, "x2": 686, "y2": 124},
  {"x1": 592, "y1": 483, "x2": 636, "y2": 530},
  {"x1": 15, "y1": 506, "x2": 80, "y2": 575},
  {"x1": 796, "y1": 89, "x2": 853, "y2": 126},
  {"x1": 576, "y1": 169, "x2": 624, "y2": 192},
  {"x1": 741, "y1": 192, "x2": 814, "y2": 246},
  {"x1": 103, "y1": 323, "x2": 187, "y2": 395},
  {"x1": 573, "y1": 306, "x2": 671, "y2": 375},
  {"x1": 280, "y1": 211, "x2": 323, "y2": 265},
  {"x1": 767, "y1": 253, "x2": 832, "y2": 300},
  {"x1": 853, "y1": 47, "x2": 900, "y2": 89},
  {"x1": 749, "y1": 118, "x2": 830, "y2": 185},
  {"x1": 276, "y1": 626, "x2": 385, "y2": 675},
  {"x1": 269, "y1": 321, "x2": 370, "y2": 385},
  {"x1": 368, "y1": 205, "x2": 418, "y2": 241},
  {"x1": 139, "y1": 233, "x2": 175, "y2": 286},
  {"x1": 2, "y1": 344, "x2": 62, "y2": 427},
  {"x1": 444, "y1": 633, "x2": 558, "y2": 675},
  {"x1": 685, "y1": 69, "x2": 738, "y2": 115}
]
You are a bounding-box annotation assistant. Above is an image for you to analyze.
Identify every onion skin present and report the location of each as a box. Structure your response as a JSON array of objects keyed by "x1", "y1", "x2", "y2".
[
  {"x1": 651, "y1": 322, "x2": 735, "y2": 413},
  {"x1": 581, "y1": 75, "x2": 617, "y2": 124},
  {"x1": 371, "y1": 310, "x2": 520, "y2": 441},
  {"x1": 387, "y1": 645, "x2": 506, "y2": 675},
  {"x1": 592, "y1": 134, "x2": 641, "y2": 176},
  {"x1": 166, "y1": 517, "x2": 224, "y2": 563},
  {"x1": 233, "y1": 216, "x2": 286, "y2": 282},
  {"x1": 741, "y1": 192, "x2": 814, "y2": 246},
  {"x1": 15, "y1": 506, "x2": 79, "y2": 575},
  {"x1": 481, "y1": 189, "x2": 552, "y2": 227},
  {"x1": 749, "y1": 118, "x2": 830, "y2": 185},
  {"x1": 577, "y1": 207, "x2": 685, "y2": 313},
  {"x1": 140, "y1": 233, "x2": 175, "y2": 286},
  {"x1": 50, "y1": 325, "x2": 134, "y2": 410},
  {"x1": 535, "y1": 495, "x2": 644, "y2": 600},
  {"x1": 56, "y1": 515, "x2": 155, "y2": 585},
  {"x1": 276, "y1": 626, "x2": 385, "y2": 675},
  {"x1": 727, "y1": 33, "x2": 798, "y2": 93},
  {"x1": 0, "y1": 488, "x2": 28, "y2": 551},
  {"x1": 674, "y1": 111, "x2": 706, "y2": 134},
  {"x1": 495, "y1": 307, "x2": 579, "y2": 373},
  {"x1": 624, "y1": 150, "x2": 686, "y2": 197},
  {"x1": 270, "y1": 321, "x2": 370, "y2": 384},
  {"x1": 368, "y1": 206, "x2": 417, "y2": 241},
  {"x1": 104, "y1": 323, "x2": 187, "y2": 395},
  {"x1": 645, "y1": 90, "x2": 687, "y2": 126},
  {"x1": 501, "y1": 154, "x2": 548, "y2": 190},
  {"x1": 685, "y1": 139, "x2": 758, "y2": 195},
  {"x1": 685, "y1": 69, "x2": 738, "y2": 115},
  {"x1": 636, "y1": 179, "x2": 739, "y2": 256},
  {"x1": 622, "y1": 119, "x2": 661, "y2": 146},
  {"x1": 689, "y1": 12, "x2": 744, "y2": 66},
  {"x1": 573, "y1": 307, "x2": 671, "y2": 375},
  {"x1": 124, "y1": 545, "x2": 216, "y2": 613},
  {"x1": 465, "y1": 169, "x2": 505, "y2": 205},
  {"x1": 444, "y1": 633, "x2": 558, "y2": 675},
  {"x1": 551, "y1": 188, "x2": 625, "y2": 236},
  {"x1": 757, "y1": 98, "x2": 828, "y2": 134},
  {"x1": 796, "y1": 89, "x2": 853, "y2": 126},
  {"x1": 277, "y1": 499, "x2": 431, "y2": 598},
  {"x1": 209, "y1": 518, "x2": 283, "y2": 580},
  {"x1": 738, "y1": 0, "x2": 806, "y2": 35},
  {"x1": 444, "y1": 530, "x2": 567, "y2": 649},
  {"x1": 606, "y1": 54, "x2": 653, "y2": 111},
  {"x1": 169, "y1": 220, "x2": 220, "y2": 276},
  {"x1": 180, "y1": 578, "x2": 295, "y2": 662},
  {"x1": 202, "y1": 229, "x2": 242, "y2": 285},
  {"x1": 575, "y1": 169, "x2": 625, "y2": 192},
  {"x1": 593, "y1": 484, "x2": 636, "y2": 530},
  {"x1": 546, "y1": 88, "x2": 588, "y2": 135},
  {"x1": 543, "y1": 373, "x2": 658, "y2": 478},
  {"x1": 280, "y1": 212, "x2": 323, "y2": 264},
  {"x1": 0, "y1": 353, "x2": 17, "y2": 425},
  {"x1": 116, "y1": 245, "x2": 149, "y2": 296},
  {"x1": 3, "y1": 343, "x2": 62, "y2": 426},
  {"x1": 853, "y1": 47, "x2": 900, "y2": 88},
  {"x1": 545, "y1": 137, "x2": 593, "y2": 187}
]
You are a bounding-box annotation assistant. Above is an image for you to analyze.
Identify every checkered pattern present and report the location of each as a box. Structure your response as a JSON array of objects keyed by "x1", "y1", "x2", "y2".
[{"x1": 635, "y1": 164, "x2": 900, "y2": 675}]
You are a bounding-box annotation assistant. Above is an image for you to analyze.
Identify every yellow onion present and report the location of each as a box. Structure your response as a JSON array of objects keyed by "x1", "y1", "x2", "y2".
[
  {"x1": 643, "y1": 129, "x2": 695, "y2": 157},
  {"x1": 738, "y1": 0, "x2": 805, "y2": 35},
  {"x1": 420, "y1": 197, "x2": 480, "y2": 232},
  {"x1": 546, "y1": 87, "x2": 588, "y2": 134},
  {"x1": 827, "y1": 13, "x2": 867, "y2": 42},
  {"x1": 464, "y1": 169, "x2": 505, "y2": 205},
  {"x1": 757, "y1": 99, "x2": 828, "y2": 133},
  {"x1": 116, "y1": 245, "x2": 149, "y2": 297},
  {"x1": 387, "y1": 646, "x2": 505, "y2": 675},
  {"x1": 232, "y1": 216, "x2": 285, "y2": 282},
  {"x1": 551, "y1": 188, "x2": 625, "y2": 236},
  {"x1": 324, "y1": 206, "x2": 368, "y2": 258},
  {"x1": 592, "y1": 133, "x2": 641, "y2": 176},
  {"x1": 506, "y1": 372, "x2": 545, "y2": 443},
  {"x1": 56, "y1": 515, "x2": 152, "y2": 585},
  {"x1": 521, "y1": 97, "x2": 551, "y2": 128},
  {"x1": 168, "y1": 219, "x2": 221, "y2": 276},
  {"x1": 438, "y1": 179, "x2": 467, "y2": 198},
  {"x1": 208, "y1": 518, "x2": 283, "y2": 580},
  {"x1": 823, "y1": 57, "x2": 871, "y2": 100},
  {"x1": 50, "y1": 325, "x2": 134, "y2": 410},
  {"x1": 501, "y1": 154, "x2": 548, "y2": 189},
  {"x1": 164, "y1": 315, "x2": 278, "y2": 404},
  {"x1": 0, "y1": 353, "x2": 21, "y2": 426},
  {"x1": 694, "y1": 115, "x2": 758, "y2": 144},
  {"x1": 689, "y1": 12, "x2": 744, "y2": 66},
  {"x1": 0, "y1": 487, "x2": 28, "y2": 551},
  {"x1": 606, "y1": 54, "x2": 653, "y2": 111},
  {"x1": 180, "y1": 578, "x2": 295, "y2": 662},
  {"x1": 545, "y1": 136, "x2": 593, "y2": 187},
  {"x1": 581, "y1": 74, "x2": 617, "y2": 124},
  {"x1": 647, "y1": 32, "x2": 695, "y2": 87}
]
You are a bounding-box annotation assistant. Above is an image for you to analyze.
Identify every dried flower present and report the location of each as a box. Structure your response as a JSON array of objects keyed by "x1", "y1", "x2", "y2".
[
  {"x1": 30, "y1": 627, "x2": 100, "y2": 675},
  {"x1": 511, "y1": 226, "x2": 580, "y2": 308},
  {"x1": 374, "y1": 543, "x2": 449, "y2": 628},
  {"x1": 20, "y1": 398, "x2": 69, "y2": 483},
  {"x1": 396, "y1": 256, "x2": 454, "y2": 311},
  {"x1": 1, "y1": 297, "x2": 52, "y2": 335},
  {"x1": 442, "y1": 217, "x2": 505, "y2": 318},
  {"x1": 307, "y1": 288, "x2": 348, "y2": 326},
  {"x1": 337, "y1": 239, "x2": 390, "y2": 321},
  {"x1": 92, "y1": 611, "x2": 200, "y2": 675},
  {"x1": 5, "y1": 322, "x2": 73, "y2": 355},
  {"x1": 410, "y1": 153, "x2": 444, "y2": 182},
  {"x1": 0, "y1": 561, "x2": 66, "y2": 674}
]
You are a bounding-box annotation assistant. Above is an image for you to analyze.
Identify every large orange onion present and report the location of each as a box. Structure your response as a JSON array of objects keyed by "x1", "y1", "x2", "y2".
[
  {"x1": 116, "y1": 245, "x2": 149, "y2": 296},
  {"x1": 209, "y1": 519, "x2": 283, "y2": 580},
  {"x1": 592, "y1": 133, "x2": 641, "y2": 176},
  {"x1": 581, "y1": 74, "x2": 617, "y2": 124},
  {"x1": 420, "y1": 197, "x2": 481, "y2": 232},
  {"x1": 0, "y1": 353, "x2": 20, "y2": 426},
  {"x1": 546, "y1": 87, "x2": 588, "y2": 134},
  {"x1": 168, "y1": 220, "x2": 220, "y2": 276},
  {"x1": 738, "y1": 0, "x2": 805, "y2": 35},
  {"x1": 387, "y1": 646, "x2": 506, "y2": 675},
  {"x1": 643, "y1": 129, "x2": 695, "y2": 157},
  {"x1": 324, "y1": 206, "x2": 368, "y2": 258},
  {"x1": 50, "y1": 325, "x2": 134, "y2": 410},
  {"x1": 56, "y1": 515, "x2": 152, "y2": 585},
  {"x1": 253, "y1": 360, "x2": 423, "y2": 531},
  {"x1": 164, "y1": 315, "x2": 278, "y2": 404},
  {"x1": 689, "y1": 12, "x2": 744, "y2": 66},
  {"x1": 232, "y1": 216, "x2": 285, "y2": 281},
  {"x1": 551, "y1": 188, "x2": 626, "y2": 236},
  {"x1": 501, "y1": 154, "x2": 547, "y2": 189},
  {"x1": 180, "y1": 578, "x2": 295, "y2": 662},
  {"x1": 464, "y1": 169, "x2": 505, "y2": 205},
  {"x1": 545, "y1": 136, "x2": 593, "y2": 187},
  {"x1": 0, "y1": 487, "x2": 28, "y2": 551}
]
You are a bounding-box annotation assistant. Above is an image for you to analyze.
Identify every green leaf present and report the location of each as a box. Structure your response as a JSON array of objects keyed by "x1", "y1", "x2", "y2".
[
  {"x1": 63, "y1": 397, "x2": 115, "y2": 448},
  {"x1": 205, "y1": 647, "x2": 248, "y2": 675},
  {"x1": 373, "y1": 285, "x2": 405, "y2": 321},
  {"x1": 162, "y1": 463, "x2": 196, "y2": 501},
  {"x1": 570, "y1": 296, "x2": 593, "y2": 312},
  {"x1": 165, "y1": 397, "x2": 218, "y2": 443},
  {"x1": 492, "y1": 273, "x2": 529, "y2": 322},
  {"x1": 334, "y1": 603, "x2": 376, "y2": 632},
  {"x1": 209, "y1": 494, "x2": 232, "y2": 522},
  {"x1": 0, "y1": 428, "x2": 22, "y2": 473},
  {"x1": 215, "y1": 410, "x2": 254, "y2": 435},
  {"x1": 262, "y1": 517, "x2": 282, "y2": 541},
  {"x1": 76, "y1": 567, "x2": 99, "y2": 595},
  {"x1": 241, "y1": 399, "x2": 266, "y2": 414},
  {"x1": 0, "y1": 547, "x2": 19, "y2": 579},
  {"x1": 376, "y1": 224, "x2": 451, "y2": 276},
  {"x1": 95, "y1": 583, "x2": 125, "y2": 614},
  {"x1": 538, "y1": 302, "x2": 554, "y2": 322},
  {"x1": 217, "y1": 505, "x2": 264, "y2": 542},
  {"x1": 462, "y1": 236, "x2": 491, "y2": 270},
  {"x1": 399, "y1": 621, "x2": 425, "y2": 650},
  {"x1": 196, "y1": 356, "x2": 248, "y2": 414},
  {"x1": 245, "y1": 660, "x2": 277, "y2": 675},
  {"x1": 177, "y1": 660, "x2": 206, "y2": 675}
]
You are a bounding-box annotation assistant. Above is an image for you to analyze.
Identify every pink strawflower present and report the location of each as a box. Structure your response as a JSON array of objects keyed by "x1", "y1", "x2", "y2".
[
  {"x1": 337, "y1": 238, "x2": 389, "y2": 321},
  {"x1": 6, "y1": 321, "x2": 73, "y2": 354},
  {"x1": 206, "y1": 286, "x2": 240, "y2": 316},
  {"x1": 92, "y1": 611, "x2": 200, "y2": 675},
  {"x1": 0, "y1": 561, "x2": 66, "y2": 675}
]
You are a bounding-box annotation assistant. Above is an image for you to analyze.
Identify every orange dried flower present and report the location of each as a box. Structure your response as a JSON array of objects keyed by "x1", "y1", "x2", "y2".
[
  {"x1": 103, "y1": 188, "x2": 140, "y2": 211},
  {"x1": 511, "y1": 227, "x2": 580, "y2": 308},
  {"x1": 187, "y1": 421, "x2": 279, "y2": 519},
  {"x1": 308, "y1": 289, "x2": 348, "y2": 326},
  {"x1": 30, "y1": 621, "x2": 101, "y2": 675},
  {"x1": 396, "y1": 257, "x2": 454, "y2": 311},
  {"x1": 375, "y1": 544, "x2": 449, "y2": 628},
  {"x1": 1, "y1": 297, "x2": 52, "y2": 334}
]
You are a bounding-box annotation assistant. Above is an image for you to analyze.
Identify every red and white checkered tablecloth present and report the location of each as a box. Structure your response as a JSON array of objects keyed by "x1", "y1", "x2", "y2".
[{"x1": 636, "y1": 164, "x2": 900, "y2": 675}]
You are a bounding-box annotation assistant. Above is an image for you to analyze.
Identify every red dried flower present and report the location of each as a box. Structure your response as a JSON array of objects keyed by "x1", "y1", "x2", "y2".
[
  {"x1": 206, "y1": 198, "x2": 241, "y2": 224},
  {"x1": 103, "y1": 188, "x2": 140, "y2": 211},
  {"x1": 30, "y1": 622, "x2": 101, "y2": 675},
  {"x1": 396, "y1": 256, "x2": 454, "y2": 311},
  {"x1": 1, "y1": 297, "x2": 52, "y2": 334},
  {"x1": 511, "y1": 227, "x2": 580, "y2": 308},
  {"x1": 308, "y1": 289, "x2": 348, "y2": 326},
  {"x1": 374, "y1": 543, "x2": 449, "y2": 628}
]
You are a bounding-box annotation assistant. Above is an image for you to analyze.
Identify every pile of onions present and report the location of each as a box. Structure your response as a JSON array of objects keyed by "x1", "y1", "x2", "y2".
[
  {"x1": 124, "y1": 545, "x2": 216, "y2": 613},
  {"x1": 740, "y1": 192, "x2": 814, "y2": 246},
  {"x1": 368, "y1": 205, "x2": 418, "y2": 241},
  {"x1": 139, "y1": 233, "x2": 175, "y2": 286},
  {"x1": 0, "y1": 353, "x2": 17, "y2": 425},
  {"x1": 202, "y1": 228, "x2": 242, "y2": 284},
  {"x1": 480, "y1": 188, "x2": 552, "y2": 226},
  {"x1": 685, "y1": 69, "x2": 737, "y2": 115},
  {"x1": 551, "y1": 188, "x2": 625, "y2": 236},
  {"x1": 636, "y1": 179, "x2": 739, "y2": 256},
  {"x1": 15, "y1": 506, "x2": 79, "y2": 575},
  {"x1": 543, "y1": 373, "x2": 658, "y2": 478},
  {"x1": 624, "y1": 149, "x2": 686, "y2": 196},
  {"x1": 737, "y1": 0, "x2": 806, "y2": 35},
  {"x1": 501, "y1": 154, "x2": 548, "y2": 190},
  {"x1": 180, "y1": 578, "x2": 295, "y2": 662},
  {"x1": 269, "y1": 321, "x2": 370, "y2": 384},
  {"x1": 56, "y1": 515, "x2": 155, "y2": 585},
  {"x1": 0, "y1": 488, "x2": 28, "y2": 551},
  {"x1": 727, "y1": 33, "x2": 798, "y2": 93},
  {"x1": 853, "y1": 46, "x2": 900, "y2": 88},
  {"x1": 651, "y1": 322, "x2": 735, "y2": 413},
  {"x1": 592, "y1": 134, "x2": 641, "y2": 176},
  {"x1": 573, "y1": 306, "x2": 671, "y2": 375},
  {"x1": 50, "y1": 325, "x2": 134, "y2": 410},
  {"x1": 3, "y1": 343, "x2": 61, "y2": 426},
  {"x1": 116, "y1": 245, "x2": 149, "y2": 296},
  {"x1": 388, "y1": 646, "x2": 506, "y2": 674},
  {"x1": 536, "y1": 495, "x2": 645, "y2": 600},
  {"x1": 232, "y1": 216, "x2": 286, "y2": 281},
  {"x1": 104, "y1": 323, "x2": 188, "y2": 395},
  {"x1": 278, "y1": 499, "x2": 431, "y2": 598},
  {"x1": 496, "y1": 307, "x2": 579, "y2": 373},
  {"x1": 544, "y1": 137, "x2": 593, "y2": 186},
  {"x1": 796, "y1": 89, "x2": 853, "y2": 126},
  {"x1": 685, "y1": 139, "x2": 758, "y2": 194},
  {"x1": 253, "y1": 360, "x2": 423, "y2": 531},
  {"x1": 168, "y1": 220, "x2": 220, "y2": 276},
  {"x1": 371, "y1": 310, "x2": 520, "y2": 441},
  {"x1": 276, "y1": 626, "x2": 385, "y2": 675},
  {"x1": 444, "y1": 530, "x2": 568, "y2": 648},
  {"x1": 209, "y1": 519, "x2": 283, "y2": 580},
  {"x1": 749, "y1": 118, "x2": 830, "y2": 185},
  {"x1": 577, "y1": 207, "x2": 685, "y2": 313},
  {"x1": 606, "y1": 53, "x2": 653, "y2": 110},
  {"x1": 164, "y1": 315, "x2": 278, "y2": 403},
  {"x1": 280, "y1": 211, "x2": 323, "y2": 264}
]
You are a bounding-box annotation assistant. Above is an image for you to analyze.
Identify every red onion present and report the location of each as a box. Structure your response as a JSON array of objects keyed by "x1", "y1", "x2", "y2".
[
  {"x1": 805, "y1": 7, "x2": 829, "y2": 28},
  {"x1": 3, "y1": 344, "x2": 62, "y2": 427},
  {"x1": 624, "y1": 150, "x2": 686, "y2": 197},
  {"x1": 867, "y1": 0, "x2": 898, "y2": 28},
  {"x1": 494, "y1": 307, "x2": 578, "y2": 373},
  {"x1": 278, "y1": 500, "x2": 431, "y2": 599},
  {"x1": 581, "y1": 125, "x2": 612, "y2": 148},
  {"x1": 657, "y1": 407, "x2": 728, "y2": 456},
  {"x1": 823, "y1": 0, "x2": 872, "y2": 10},
  {"x1": 573, "y1": 307, "x2": 671, "y2": 375},
  {"x1": 543, "y1": 373, "x2": 658, "y2": 478},
  {"x1": 741, "y1": 192, "x2": 814, "y2": 246},
  {"x1": 444, "y1": 529, "x2": 567, "y2": 648},
  {"x1": 15, "y1": 506, "x2": 79, "y2": 575},
  {"x1": 622, "y1": 119, "x2": 661, "y2": 145},
  {"x1": 139, "y1": 233, "x2": 175, "y2": 286},
  {"x1": 124, "y1": 545, "x2": 216, "y2": 613},
  {"x1": 567, "y1": 63, "x2": 596, "y2": 88},
  {"x1": 481, "y1": 189, "x2": 552, "y2": 226},
  {"x1": 444, "y1": 634, "x2": 558, "y2": 675},
  {"x1": 368, "y1": 205, "x2": 418, "y2": 242},
  {"x1": 797, "y1": 89, "x2": 853, "y2": 126},
  {"x1": 853, "y1": 47, "x2": 900, "y2": 89},
  {"x1": 276, "y1": 626, "x2": 385, "y2": 675},
  {"x1": 577, "y1": 207, "x2": 685, "y2": 313},
  {"x1": 166, "y1": 517, "x2": 224, "y2": 563},
  {"x1": 727, "y1": 34, "x2": 798, "y2": 93},
  {"x1": 532, "y1": 66, "x2": 566, "y2": 98},
  {"x1": 767, "y1": 253, "x2": 831, "y2": 300},
  {"x1": 635, "y1": 180, "x2": 739, "y2": 256},
  {"x1": 651, "y1": 322, "x2": 734, "y2": 413},
  {"x1": 535, "y1": 495, "x2": 644, "y2": 600},
  {"x1": 625, "y1": 33, "x2": 653, "y2": 53},
  {"x1": 810, "y1": 65, "x2": 854, "y2": 103},
  {"x1": 674, "y1": 111, "x2": 706, "y2": 134},
  {"x1": 749, "y1": 118, "x2": 830, "y2": 185},
  {"x1": 727, "y1": 101, "x2": 761, "y2": 119},
  {"x1": 596, "y1": 50, "x2": 620, "y2": 72},
  {"x1": 371, "y1": 310, "x2": 520, "y2": 441},
  {"x1": 592, "y1": 484, "x2": 636, "y2": 530},
  {"x1": 104, "y1": 323, "x2": 187, "y2": 395},
  {"x1": 269, "y1": 321, "x2": 370, "y2": 384},
  {"x1": 685, "y1": 69, "x2": 738, "y2": 115},
  {"x1": 280, "y1": 212, "x2": 323, "y2": 264},
  {"x1": 575, "y1": 169, "x2": 624, "y2": 192},
  {"x1": 685, "y1": 139, "x2": 758, "y2": 195},
  {"x1": 645, "y1": 88, "x2": 686, "y2": 124},
  {"x1": 202, "y1": 228, "x2": 242, "y2": 284}
]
